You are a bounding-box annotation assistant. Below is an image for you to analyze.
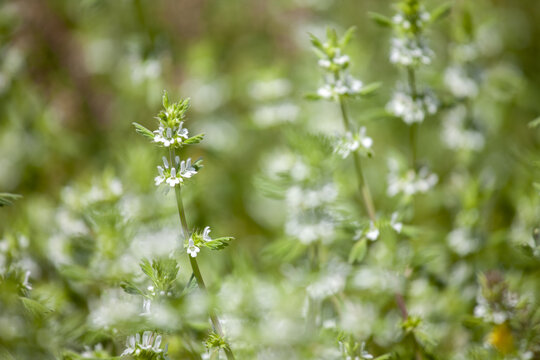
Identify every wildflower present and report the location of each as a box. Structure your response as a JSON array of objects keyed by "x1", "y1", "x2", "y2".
[
  {"x1": 202, "y1": 226, "x2": 212, "y2": 242},
  {"x1": 153, "y1": 122, "x2": 189, "y2": 147},
  {"x1": 366, "y1": 222, "x2": 379, "y2": 241},
  {"x1": 444, "y1": 66, "x2": 478, "y2": 99},
  {"x1": 387, "y1": 160, "x2": 438, "y2": 197},
  {"x1": 386, "y1": 90, "x2": 438, "y2": 125},
  {"x1": 390, "y1": 212, "x2": 403, "y2": 233},
  {"x1": 187, "y1": 238, "x2": 200, "y2": 258},
  {"x1": 334, "y1": 127, "x2": 373, "y2": 159},
  {"x1": 155, "y1": 156, "x2": 197, "y2": 188},
  {"x1": 389, "y1": 37, "x2": 433, "y2": 67},
  {"x1": 121, "y1": 331, "x2": 168, "y2": 358}
]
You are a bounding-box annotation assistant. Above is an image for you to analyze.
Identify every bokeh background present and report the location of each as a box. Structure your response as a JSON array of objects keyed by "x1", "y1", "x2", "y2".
[{"x1": 2, "y1": 0, "x2": 540, "y2": 359}]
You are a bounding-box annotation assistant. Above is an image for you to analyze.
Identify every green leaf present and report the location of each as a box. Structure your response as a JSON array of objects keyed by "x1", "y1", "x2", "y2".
[
  {"x1": 184, "y1": 133, "x2": 205, "y2": 145},
  {"x1": 339, "y1": 26, "x2": 356, "y2": 47},
  {"x1": 132, "y1": 122, "x2": 155, "y2": 140},
  {"x1": 430, "y1": 2, "x2": 452, "y2": 23},
  {"x1": 20, "y1": 297, "x2": 53, "y2": 319},
  {"x1": 139, "y1": 258, "x2": 156, "y2": 283},
  {"x1": 326, "y1": 27, "x2": 338, "y2": 46},
  {"x1": 304, "y1": 93, "x2": 323, "y2": 101},
  {"x1": 529, "y1": 117, "x2": 540, "y2": 128},
  {"x1": 369, "y1": 12, "x2": 394, "y2": 27},
  {"x1": 348, "y1": 239, "x2": 367, "y2": 264},
  {"x1": 121, "y1": 281, "x2": 144, "y2": 296},
  {"x1": 203, "y1": 237, "x2": 234, "y2": 251},
  {"x1": 0, "y1": 193, "x2": 22, "y2": 207},
  {"x1": 162, "y1": 90, "x2": 170, "y2": 108},
  {"x1": 309, "y1": 33, "x2": 325, "y2": 52},
  {"x1": 374, "y1": 355, "x2": 393, "y2": 360},
  {"x1": 359, "y1": 82, "x2": 382, "y2": 96}
]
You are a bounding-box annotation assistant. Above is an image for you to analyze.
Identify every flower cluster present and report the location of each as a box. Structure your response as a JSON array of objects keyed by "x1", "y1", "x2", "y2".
[
  {"x1": 389, "y1": 1, "x2": 434, "y2": 68},
  {"x1": 387, "y1": 159, "x2": 438, "y2": 197},
  {"x1": 285, "y1": 183, "x2": 338, "y2": 245},
  {"x1": 334, "y1": 127, "x2": 373, "y2": 159},
  {"x1": 311, "y1": 28, "x2": 367, "y2": 101},
  {"x1": 386, "y1": 89, "x2": 437, "y2": 125},
  {"x1": 153, "y1": 122, "x2": 189, "y2": 147},
  {"x1": 186, "y1": 226, "x2": 233, "y2": 258},
  {"x1": 154, "y1": 156, "x2": 197, "y2": 187},
  {"x1": 121, "y1": 331, "x2": 169, "y2": 359}
]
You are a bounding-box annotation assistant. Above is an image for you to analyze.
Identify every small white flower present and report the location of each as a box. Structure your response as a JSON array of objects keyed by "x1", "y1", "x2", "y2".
[
  {"x1": 141, "y1": 298, "x2": 151, "y2": 315},
  {"x1": 366, "y1": 222, "x2": 379, "y2": 241},
  {"x1": 22, "y1": 270, "x2": 32, "y2": 290},
  {"x1": 187, "y1": 238, "x2": 200, "y2": 258},
  {"x1": 179, "y1": 158, "x2": 197, "y2": 178},
  {"x1": 202, "y1": 226, "x2": 212, "y2": 242},
  {"x1": 166, "y1": 167, "x2": 181, "y2": 187},
  {"x1": 317, "y1": 85, "x2": 333, "y2": 99},
  {"x1": 390, "y1": 212, "x2": 403, "y2": 233}
]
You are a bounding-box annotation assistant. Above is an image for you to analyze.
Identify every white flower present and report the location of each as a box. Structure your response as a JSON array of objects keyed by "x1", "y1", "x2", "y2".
[
  {"x1": 366, "y1": 222, "x2": 379, "y2": 241},
  {"x1": 141, "y1": 298, "x2": 151, "y2": 315},
  {"x1": 202, "y1": 226, "x2": 212, "y2": 242},
  {"x1": 390, "y1": 212, "x2": 403, "y2": 233},
  {"x1": 334, "y1": 127, "x2": 373, "y2": 159},
  {"x1": 444, "y1": 66, "x2": 478, "y2": 99},
  {"x1": 187, "y1": 238, "x2": 200, "y2": 257},
  {"x1": 22, "y1": 270, "x2": 32, "y2": 290},
  {"x1": 386, "y1": 90, "x2": 438, "y2": 125},
  {"x1": 317, "y1": 84, "x2": 333, "y2": 99},
  {"x1": 153, "y1": 122, "x2": 189, "y2": 147},
  {"x1": 179, "y1": 158, "x2": 197, "y2": 178},
  {"x1": 154, "y1": 156, "x2": 197, "y2": 188},
  {"x1": 390, "y1": 37, "x2": 433, "y2": 67},
  {"x1": 387, "y1": 160, "x2": 438, "y2": 197},
  {"x1": 121, "y1": 331, "x2": 166, "y2": 357}
]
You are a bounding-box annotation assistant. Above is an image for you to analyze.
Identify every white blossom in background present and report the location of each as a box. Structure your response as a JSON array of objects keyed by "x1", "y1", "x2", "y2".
[
  {"x1": 249, "y1": 78, "x2": 292, "y2": 101},
  {"x1": 317, "y1": 74, "x2": 363, "y2": 101},
  {"x1": 387, "y1": 159, "x2": 438, "y2": 197},
  {"x1": 253, "y1": 102, "x2": 299, "y2": 127},
  {"x1": 441, "y1": 105, "x2": 484, "y2": 151},
  {"x1": 390, "y1": 212, "x2": 403, "y2": 233},
  {"x1": 285, "y1": 183, "x2": 338, "y2": 244},
  {"x1": 334, "y1": 127, "x2": 373, "y2": 159},
  {"x1": 444, "y1": 66, "x2": 479, "y2": 99},
  {"x1": 386, "y1": 90, "x2": 438, "y2": 125},
  {"x1": 447, "y1": 227, "x2": 479, "y2": 256},
  {"x1": 307, "y1": 260, "x2": 350, "y2": 300},
  {"x1": 389, "y1": 37, "x2": 434, "y2": 67}
]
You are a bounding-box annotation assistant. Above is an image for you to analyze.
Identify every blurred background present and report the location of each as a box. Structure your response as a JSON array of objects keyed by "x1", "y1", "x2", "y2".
[{"x1": 2, "y1": 0, "x2": 540, "y2": 358}]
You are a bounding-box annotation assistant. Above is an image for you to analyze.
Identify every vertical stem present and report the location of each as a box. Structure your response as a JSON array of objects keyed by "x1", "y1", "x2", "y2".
[
  {"x1": 407, "y1": 68, "x2": 417, "y2": 169},
  {"x1": 338, "y1": 97, "x2": 376, "y2": 221},
  {"x1": 407, "y1": 67, "x2": 418, "y2": 169},
  {"x1": 173, "y1": 186, "x2": 235, "y2": 360}
]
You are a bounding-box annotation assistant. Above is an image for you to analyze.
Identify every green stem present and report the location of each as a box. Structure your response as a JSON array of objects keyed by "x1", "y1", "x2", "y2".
[
  {"x1": 173, "y1": 186, "x2": 235, "y2": 360},
  {"x1": 338, "y1": 97, "x2": 376, "y2": 221},
  {"x1": 407, "y1": 67, "x2": 418, "y2": 169}
]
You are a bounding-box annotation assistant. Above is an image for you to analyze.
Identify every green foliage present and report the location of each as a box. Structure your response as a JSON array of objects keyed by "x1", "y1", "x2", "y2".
[{"x1": 0, "y1": 193, "x2": 22, "y2": 207}]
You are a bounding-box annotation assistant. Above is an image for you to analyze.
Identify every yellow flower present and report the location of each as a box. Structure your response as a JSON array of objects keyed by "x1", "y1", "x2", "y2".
[{"x1": 488, "y1": 323, "x2": 514, "y2": 354}]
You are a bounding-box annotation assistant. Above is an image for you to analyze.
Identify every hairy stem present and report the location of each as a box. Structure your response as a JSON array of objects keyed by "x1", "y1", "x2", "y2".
[
  {"x1": 173, "y1": 186, "x2": 235, "y2": 359},
  {"x1": 407, "y1": 67, "x2": 418, "y2": 169},
  {"x1": 338, "y1": 97, "x2": 376, "y2": 221}
]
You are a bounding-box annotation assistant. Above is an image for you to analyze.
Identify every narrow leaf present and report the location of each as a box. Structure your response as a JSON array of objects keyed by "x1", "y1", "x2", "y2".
[
  {"x1": 132, "y1": 122, "x2": 155, "y2": 140},
  {"x1": 359, "y1": 82, "x2": 382, "y2": 96},
  {"x1": 369, "y1": 12, "x2": 394, "y2": 27},
  {"x1": 348, "y1": 239, "x2": 367, "y2": 264},
  {"x1": 184, "y1": 133, "x2": 205, "y2": 145},
  {"x1": 0, "y1": 193, "x2": 22, "y2": 207},
  {"x1": 430, "y1": 2, "x2": 452, "y2": 23}
]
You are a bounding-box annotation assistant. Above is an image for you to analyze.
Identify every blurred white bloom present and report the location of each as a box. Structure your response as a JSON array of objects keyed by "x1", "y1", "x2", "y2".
[
  {"x1": 22, "y1": 270, "x2": 32, "y2": 290},
  {"x1": 141, "y1": 298, "x2": 152, "y2": 316},
  {"x1": 334, "y1": 127, "x2": 373, "y2": 159},
  {"x1": 90, "y1": 290, "x2": 140, "y2": 329},
  {"x1": 441, "y1": 105, "x2": 484, "y2": 151},
  {"x1": 387, "y1": 90, "x2": 438, "y2": 125},
  {"x1": 318, "y1": 75, "x2": 363, "y2": 100},
  {"x1": 390, "y1": 37, "x2": 433, "y2": 67},
  {"x1": 444, "y1": 66, "x2": 478, "y2": 98},
  {"x1": 390, "y1": 212, "x2": 403, "y2": 233},
  {"x1": 249, "y1": 78, "x2": 292, "y2": 101},
  {"x1": 307, "y1": 260, "x2": 350, "y2": 300},
  {"x1": 253, "y1": 102, "x2": 299, "y2": 127},
  {"x1": 366, "y1": 222, "x2": 379, "y2": 241},
  {"x1": 447, "y1": 227, "x2": 479, "y2": 256},
  {"x1": 387, "y1": 160, "x2": 438, "y2": 197}
]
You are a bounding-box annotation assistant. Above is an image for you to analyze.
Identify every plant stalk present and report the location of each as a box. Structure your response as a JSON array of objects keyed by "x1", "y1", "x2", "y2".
[
  {"x1": 174, "y1": 186, "x2": 235, "y2": 360},
  {"x1": 407, "y1": 67, "x2": 418, "y2": 169},
  {"x1": 338, "y1": 97, "x2": 376, "y2": 221}
]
